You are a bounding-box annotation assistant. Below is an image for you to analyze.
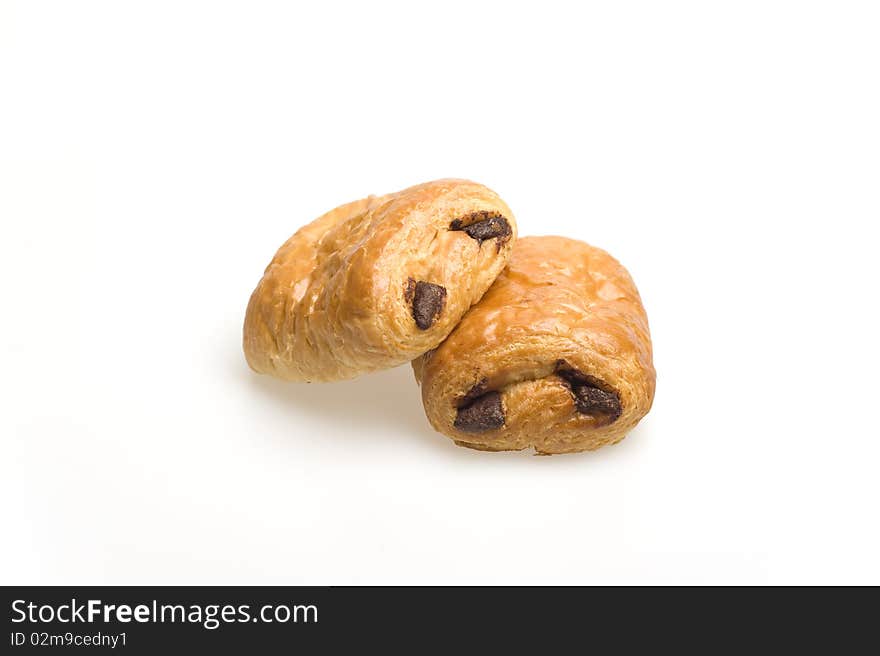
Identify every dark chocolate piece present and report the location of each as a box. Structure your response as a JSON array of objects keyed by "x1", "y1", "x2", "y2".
[
  {"x1": 454, "y1": 391, "x2": 505, "y2": 433},
  {"x1": 450, "y1": 211, "x2": 512, "y2": 246},
  {"x1": 411, "y1": 280, "x2": 447, "y2": 330},
  {"x1": 570, "y1": 385, "x2": 622, "y2": 421},
  {"x1": 555, "y1": 359, "x2": 622, "y2": 422}
]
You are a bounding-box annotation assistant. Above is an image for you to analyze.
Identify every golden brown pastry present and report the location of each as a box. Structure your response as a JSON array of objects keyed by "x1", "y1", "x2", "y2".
[
  {"x1": 412, "y1": 236, "x2": 655, "y2": 454},
  {"x1": 244, "y1": 179, "x2": 517, "y2": 382}
]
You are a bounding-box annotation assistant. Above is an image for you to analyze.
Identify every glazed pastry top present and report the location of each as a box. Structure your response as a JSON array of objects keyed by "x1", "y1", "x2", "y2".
[{"x1": 421, "y1": 235, "x2": 653, "y2": 382}]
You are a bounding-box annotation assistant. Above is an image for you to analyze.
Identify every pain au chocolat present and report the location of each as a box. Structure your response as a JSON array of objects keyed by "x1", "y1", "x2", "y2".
[
  {"x1": 244, "y1": 179, "x2": 516, "y2": 382},
  {"x1": 412, "y1": 236, "x2": 655, "y2": 454}
]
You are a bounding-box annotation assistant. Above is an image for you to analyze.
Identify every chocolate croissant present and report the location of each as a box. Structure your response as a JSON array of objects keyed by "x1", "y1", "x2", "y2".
[
  {"x1": 244, "y1": 179, "x2": 517, "y2": 382},
  {"x1": 412, "y1": 236, "x2": 655, "y2": 454}
]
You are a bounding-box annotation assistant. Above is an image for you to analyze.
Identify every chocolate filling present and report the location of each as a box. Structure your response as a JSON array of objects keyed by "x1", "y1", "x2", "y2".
[
  {"x1": 458, "y1": 377, "x2": 489, "y2": 406},
  {"x1": 451, "y1": 362, "x2": 619, "y2": 435},
  {"x1": 570, "y1": 386, "x2": 622, "y2": 420},
  {"x1": 555, "y1": 359, "x2": 622, "y2": 422},
  {"x1": 450, "y1": 211, "x2": 512, "y2": 247},
  {"x1": 454, "y1": 390, "x2": 505, "y2": 433},
  {"x1": 406, "y1": 278, "x2": 447, "y2": 330}
]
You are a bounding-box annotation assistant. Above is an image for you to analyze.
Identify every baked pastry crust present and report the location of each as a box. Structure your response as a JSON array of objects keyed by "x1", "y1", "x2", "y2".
[
  {"x1": 412, "y1": 236, "x2": 655, "y2": 454},
  {"x1": 244, "y1": 179, "x2": 517, "y2": 382}
]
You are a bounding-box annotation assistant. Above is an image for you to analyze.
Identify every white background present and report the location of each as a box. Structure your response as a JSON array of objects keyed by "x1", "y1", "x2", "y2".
[{"x1": 2, "y1": 1, "x2": 878, "y2": 585}]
